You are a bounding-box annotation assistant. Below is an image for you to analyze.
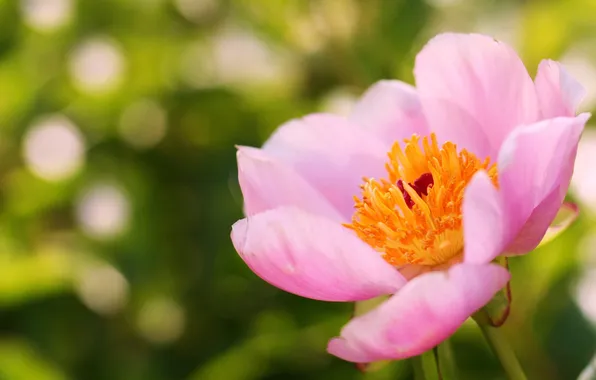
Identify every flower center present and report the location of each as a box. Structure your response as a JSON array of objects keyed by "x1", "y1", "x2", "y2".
[{"x1": 346, "y1": 133, "x2": 499, "y2": 267}]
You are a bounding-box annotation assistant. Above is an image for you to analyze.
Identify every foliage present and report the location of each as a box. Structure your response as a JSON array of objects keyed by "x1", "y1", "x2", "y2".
[{"x1": 1, "y1": 0, "x2": 596, "y2": 379}]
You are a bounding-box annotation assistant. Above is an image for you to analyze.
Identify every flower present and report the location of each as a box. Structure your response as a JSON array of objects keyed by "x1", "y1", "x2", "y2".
[{"x1": 231, "y1": 33, "x2": 589, "y2": 363}]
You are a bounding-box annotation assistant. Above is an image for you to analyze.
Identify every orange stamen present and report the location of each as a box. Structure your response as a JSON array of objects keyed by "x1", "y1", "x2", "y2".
[{"x1": 345, "y1": 133, "x2": 499, "y2": 266}]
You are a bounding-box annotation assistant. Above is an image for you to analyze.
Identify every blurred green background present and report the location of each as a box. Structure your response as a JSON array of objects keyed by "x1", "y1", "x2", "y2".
[{"x1": 1, "y1": 0, "x2": 596, "y2": 379}]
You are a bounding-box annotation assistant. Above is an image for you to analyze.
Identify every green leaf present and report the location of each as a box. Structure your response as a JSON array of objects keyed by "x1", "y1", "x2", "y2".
[
  {"x1": 412, "y1": 350, "x2": 441, "y2": 380},
  {"x1": 436, "y1": 341, "x2": 458, "y2": 380},
  {"x1": 475, "y1": 322, "x2": 528, "y2": 380},
  {"x1": 0, "y1": 340, "x2": 68, "y2": 380},
  {"x1": 0, "y1": 251, "x2": 74, "y2": 307}
]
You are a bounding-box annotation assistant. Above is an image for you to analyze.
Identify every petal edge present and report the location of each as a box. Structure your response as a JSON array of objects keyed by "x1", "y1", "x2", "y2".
[
  {"x1": 231, "y1": 207, "x2": 406, "y2": 302},
  {"x1": 327, "y1": 263, "x2": 510, "y2": 362}
]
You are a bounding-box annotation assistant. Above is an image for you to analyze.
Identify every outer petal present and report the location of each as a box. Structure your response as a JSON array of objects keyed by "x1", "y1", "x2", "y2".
[
  {"x1": 237, "y1": 146, "x2": 343, "y2": 221},
  {"x1": 498, "y1": 113, "x2": 589, "y2": 254},
  {"x1": 350, "y1": 80, "x2": 428, "y2": 147},
  {"x1": 463, "y1": 171, "x2": 505, "y2": 264},
  {"x1": 327, "y1": 263, "x2": 510, "y2": 362},
  {"x1": 231, "y1": 207, "x2": 406, "y2": 302},
  {"x1": 535, "y1": 59, "x2": 585, "y2": 118},
  {"x1": 262, "y1": 114, "x2": 387, "y2": 219},
  {"x1": 414, "y1": 33, "x2": 540, "y2": 157}
]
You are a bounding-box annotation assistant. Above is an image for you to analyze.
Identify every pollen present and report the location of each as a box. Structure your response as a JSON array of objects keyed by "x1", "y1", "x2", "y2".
[{"x1": 345, "y1": 133, "x2": 499, "y2": 267}]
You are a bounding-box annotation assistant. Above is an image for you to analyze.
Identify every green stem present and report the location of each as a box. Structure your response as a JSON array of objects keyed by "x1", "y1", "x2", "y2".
[
  {"x1": 411, "y1": 356, "x2": 426, "y2": 380},
  {"x1": 411, "y1": 351, "x2": 440, "y2": 380},
  {"x1": 436, "y1": 340, "x2": 457, "y2": 380},
  {"x1": 477, "y1": 323, "x2": 527, "y2": 380}
]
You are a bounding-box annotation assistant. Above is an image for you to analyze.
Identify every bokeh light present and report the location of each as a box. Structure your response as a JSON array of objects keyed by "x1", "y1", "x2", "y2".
[
  {"x1": 576, "y1": 232, "x2": 596, "y2": 325},
  {"x1": 210, "y1": 26, "x2": 294, "y2": 88},
  {"x1": 575, "y1": 267, "x2": 596, "y2": 324},
  {"x1": 69, "y1": 37, "x2": 125, "y2": 94},
  {"x1": 474, "y1": 5, "x2": 521, "y2": 46},
  {"x1": 320, "y1": 88, "x2": 358, "y2": 116},
  {"x1": 571, "y1": 130, "x2": 596, "y2": 213},
  {"x1": 179, "y1": 40, "x2": 215, "y2": 88},
  {"x1": 22, "y1": 114, "x2": 85, "y2": 182},
  {"x1": 21, "y1": 0, "x2": 73, "y2": 32},
  {"x1": 174, "y1": 0, "x2": 218, "y2": 23},
  {"x1": 137, "y1": 296, "x2": 186, "y2": 345},
  {"x1": 75, "y1": 263, "x2": 129, "y2": 316},
  {"x1": 4, "y1": 1, "x2": 596, "y2": 379},
  {"x1": 309, "y1": 0, "x2": 359, "y2": 42},
  {"x1": 561, "y1": 44, "x2": 596, "y2": 112},
  {"x1": 119, "y1": 99, "x2": 168, "y2": 149},
  {"x1": 75, "y1": 183, "x2": 131, "y2": 240},
  {"x1": 425, "y1": 0, "x2": 462, "y2": 8}
]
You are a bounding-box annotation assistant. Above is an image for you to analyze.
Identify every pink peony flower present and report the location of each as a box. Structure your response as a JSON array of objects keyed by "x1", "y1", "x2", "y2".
[{"x1": 231, "y1": 33, "x2": 589, "y2": 363}]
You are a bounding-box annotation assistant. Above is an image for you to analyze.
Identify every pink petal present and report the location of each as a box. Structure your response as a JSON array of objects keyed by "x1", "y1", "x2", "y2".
[
  {"x1": 463, "y1": 171, "x2": 505, "y2": 264},
  {"x1": 327, "y1": 263, "x2": 510, "y2": 362},
  {"x1": 504, "y1": 187, "x2": 564, "y2": 253},
  {"x1": 414, "y1": 33, "x2": 540, "y2": 158},
  {"x1": 262, "y1": 114, "x2": 387, "y2": 219},
  {"x1": 350, "y1": 80, "x2": 428, "y2": 147},
  {"x1": 231, "y1": 207, "x2": 406, "y2": 302},
  {"x1": 535, "y1": 60, "x2": 585, "y2": 118},
  {"x1": 498, "y1": 113, "x2": 589, "y2": 254},
  {"x1": 236, "y1": 146, "x2": 343, "y2": 221}
]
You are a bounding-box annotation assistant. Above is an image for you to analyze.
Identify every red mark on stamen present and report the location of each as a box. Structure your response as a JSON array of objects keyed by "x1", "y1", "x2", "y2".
[
  {"x1": 397, "y1": 180, "x2": 414, "y2": 208},
  {"x1": 397, "y1": 173, "x2": 434, "y2": 208},
  {"x1": 413, "y1": 173, "x2": 434, "y2": 196}
]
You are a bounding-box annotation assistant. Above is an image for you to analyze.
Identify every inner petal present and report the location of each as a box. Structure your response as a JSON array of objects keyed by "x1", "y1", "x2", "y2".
[{"x1": 346, "y1": 133, "x2": 499, "y2": 267}]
